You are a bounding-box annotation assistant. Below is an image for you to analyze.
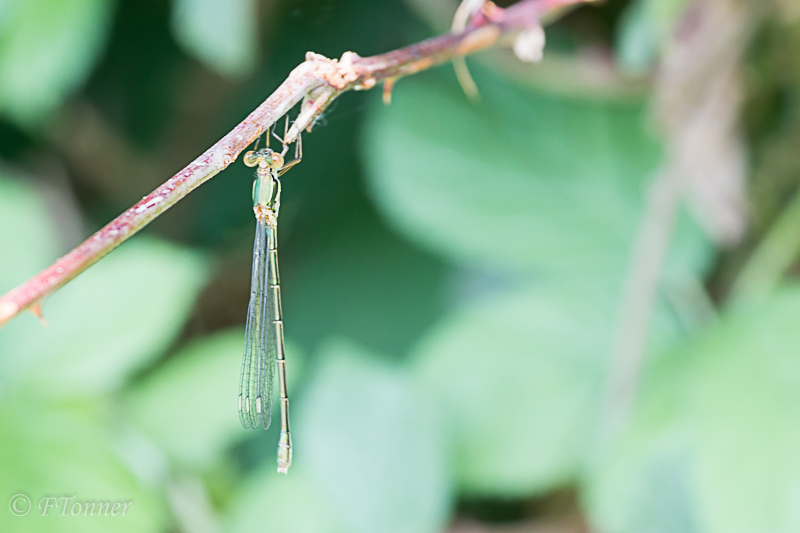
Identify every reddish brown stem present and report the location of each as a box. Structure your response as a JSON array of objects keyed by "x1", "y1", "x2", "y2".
[{"x1": 0, "y1": 0, "x2": 591, "y2": 327}]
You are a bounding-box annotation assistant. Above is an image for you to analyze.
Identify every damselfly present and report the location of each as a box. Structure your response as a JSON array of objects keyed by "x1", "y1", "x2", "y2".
[{"x1": 239, "y1": 122, "x2": 302, "y2": 474}]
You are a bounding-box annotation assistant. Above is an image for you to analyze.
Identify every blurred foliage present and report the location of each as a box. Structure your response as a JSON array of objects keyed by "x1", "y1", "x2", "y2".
[
  {"x1": 2, "y1": 0, "x2": 800, "y2": 532},
  {"x1": 362, "y1": 67, "x2": 712, "y2": 281},
  {"x1": 297, "y1": 341, "x2": 451, "y2": 533},
  {"x1": 171, "y1": 0, "x2": 259, "y2": 78},
  {"x1": 0, "y1": 0, "x2": 113, "y2": 126},
  {"x1": 587, "y1": 286, "x2": 800, "y2": 533},
  {"x1": 0, "y1": 177, "x2": 202, "y2": 533}
]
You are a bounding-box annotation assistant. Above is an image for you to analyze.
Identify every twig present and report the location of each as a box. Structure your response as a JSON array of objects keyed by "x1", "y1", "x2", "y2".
[
  {"x1": 600, "y1": 171, "x2": 680, "y2": 443},
  {"x1": 0, "y1": 0, "x2": 592, "y2": 327}
]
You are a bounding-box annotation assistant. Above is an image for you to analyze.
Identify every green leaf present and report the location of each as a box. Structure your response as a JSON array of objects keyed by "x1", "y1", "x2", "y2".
[
  {"x1": 0, "y1": 0, "x2": 113, "y2": 125},
  {"x1": 0, "y1": 399, "x2": 166, "y2": 533},
  {"x1": 227, "y1": 466, "x2": 347, "y2": 533},
  {"x1": 587, "y1": 433, "x2": 702, "y2": 533},
  {"x1": 126, "y1": 329, "x2": 306, "y2": 469},
  {"x1": 584, "y1": 346, "x2": 703, "y2": 533},
  {"x1": 413, "y1": 280, "x2": 684, "y2": 498},
  {"x1": 0, "y1": 238, "x2": 209, "y2": 397},
  {"x1": 691, "y1": 286, "x2": 800, "y2": 533},
  {"x1": 0, "y1": 176, "x2": 58, "y2": 294},
  {"x1": 414, "y1": 282, "x2": 608, "y2": 497},
  {"x1": 361, "y1": 71, "x2": 712, "y2": 281},
  {"x1": 296, "y1": 340, "x2": 451, "y2": 533},
  {"x1": 171, "y1": 0, "x2": 258, "y2": 78},
  {"x1": 584, "y1": 285, "x2": 800, "y2": 533}
]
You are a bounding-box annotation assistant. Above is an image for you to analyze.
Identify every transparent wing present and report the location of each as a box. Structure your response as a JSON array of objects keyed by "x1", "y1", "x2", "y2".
[{"x1": 239, "y1": 218, "x2": 275, "y2": 430}]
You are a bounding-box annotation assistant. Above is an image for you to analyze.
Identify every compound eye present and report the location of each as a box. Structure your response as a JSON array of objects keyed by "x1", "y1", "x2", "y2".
[
  {"x1": 243, "y1": 151, "x2": 259, "y2": 167},
  {"x1": 271, "y1": 153, "x2": 284, "y2": 167}
]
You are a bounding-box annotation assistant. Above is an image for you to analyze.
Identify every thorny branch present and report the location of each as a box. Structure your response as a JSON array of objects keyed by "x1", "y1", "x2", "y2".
[{"x1": 0, "y1": 0, "x2": 592, "y2": 327}]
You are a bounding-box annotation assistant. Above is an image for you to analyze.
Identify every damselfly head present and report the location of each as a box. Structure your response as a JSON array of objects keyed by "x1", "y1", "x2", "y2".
[{"x1": 244, "y1": 149, "x2": 284, "y2": 169}]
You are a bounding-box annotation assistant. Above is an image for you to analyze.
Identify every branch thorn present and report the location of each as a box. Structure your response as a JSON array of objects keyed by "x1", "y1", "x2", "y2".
[
  {"x1": 30, "y1": 302, "x2": 49, "y2": 329},
  {"x1": 383, "y1": 78, "x2": 398, "y2": 105},
  {"x1": 452, "y1": 0, "x2": 486, "y2": 102}
]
